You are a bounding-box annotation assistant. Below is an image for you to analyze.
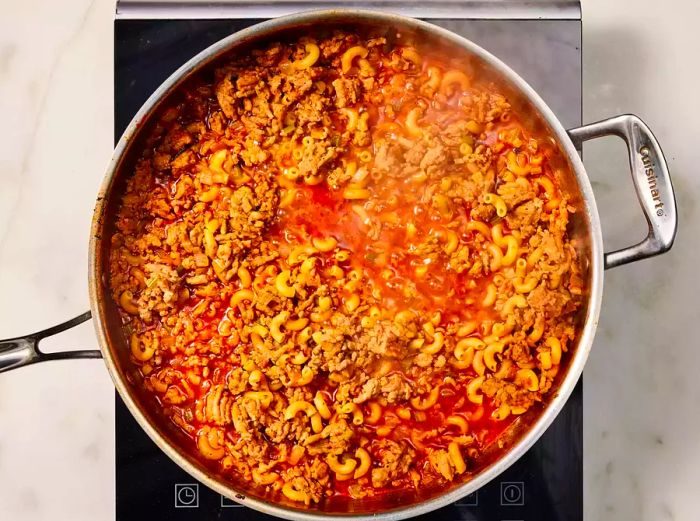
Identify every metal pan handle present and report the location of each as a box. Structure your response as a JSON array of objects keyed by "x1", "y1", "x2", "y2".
[
  {"x1": 567, "y1": 114, "x2": 678, "y2": 269},
  {"x1": 0, "y1": 311, "x2": 102, "y2": 374}
]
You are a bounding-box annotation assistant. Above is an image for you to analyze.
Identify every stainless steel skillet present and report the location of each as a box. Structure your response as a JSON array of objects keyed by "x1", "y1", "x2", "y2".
[{"x1": 0, "y1": 9, "x2": 677, "y2": 521}]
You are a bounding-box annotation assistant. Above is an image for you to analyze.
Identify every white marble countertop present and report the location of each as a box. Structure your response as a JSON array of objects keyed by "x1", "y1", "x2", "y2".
[{"x1": 0, "y1": 0, "x2": 698, "y2": 520}]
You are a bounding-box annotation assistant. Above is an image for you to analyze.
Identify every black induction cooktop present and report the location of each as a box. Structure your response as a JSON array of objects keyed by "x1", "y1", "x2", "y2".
[{"x1": 114, "y1": 12, "x2": 582, "y2": 521}]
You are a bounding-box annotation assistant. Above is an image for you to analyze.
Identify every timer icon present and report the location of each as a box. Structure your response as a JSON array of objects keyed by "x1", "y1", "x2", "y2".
[{"x1": 174, "y1": 483, "x2": 199, "y2": 508}]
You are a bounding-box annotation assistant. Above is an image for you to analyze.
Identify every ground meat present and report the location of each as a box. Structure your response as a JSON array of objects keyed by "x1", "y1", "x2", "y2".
[
  {"x1": 320, "y1": 32, "x2": 349, "y2": 59},
  {"x1": 326, "y1": 166, "x2": 353, "y2": 189},
  {"x1": 353, "y1": 378, "x2": 380, "y2": 403},
  {"x1": 379, "y1": 374, "x2": 413, "y2": 404},
  {"x1": 440, "y1": 121, "x2": 472, "y2": 147},
  {"x1": 419, "y1": 142, "x2": 448, "y2": 174},
  {"x1": 332, "y1": 77, "x2": 361, "y2": 108},
  {"x1": 280, "y1": 459, "x2": 330, "y2": 504},
  {"x1": 482, "y1": 377, "x2": 536, "y2": 409},
  {"x1": 358, "y1": 320, "x2": 402, "y2": 357},
  {"x1": 161, "y1": 124, "x2": 192, "y2": 154},
  {"x1": 304, "y1": 420, "x2": 354, "y2": 456},
  {"x1": 403, "y1": 140, "x2": 429, "y2": 167},
  {"x1": 506, "y1": 199, "x2": 543, "y2": 236},
  {"x1": 215, "y1": 74, "x2": 237, "y2": 119},
  {"x1": 353, "y1": 372, "x2": 414, "y2": 405},
  {"x1": 296, "y1": 91, "x2": 329, "y2": 128},
  {"x1": 170, "y1": 149, "x2": 196, "y2": 171},
  {"x1": 373, "y1": 141, "x2": 402, "y2": 175},
  {"x1": 370, "y1": 439, "x2": 415, "y2": 488},
  {"x1": 527, "y1": 284, "x2": 573, "y2": 318},
  {"x1": 498, "y1": 179, "x2": 536, "y2": 208},
  {"x1": 136, "y1": 263, "x2": 181, "y2": 323},
  {"x1": 281, "y1": 69, "x2": 317, "y2": 105},
  {"x1": 252, "y1": 42, "x2": 283, "y2": 67},
  {"x1": 460, "y1": 91, "x2": 511, "y2": 123},
  {"x1": 226, "y1": 368, "x2": 248, "y2": 395},
  {"x1": 298, "y1": 141, "x2": 339, "y2": 178},
  {"x1": 235, "y1": 69, "x2": 263, "y2": 98},
  {"x1": 227, "y1": 173, "x2": 279, "y2": 245},
  {"x1": 427, "y1": 449, "x2": 454, "y2": 481},
  {"x1": 470, "y1": 202, "x2": 496, "y2": 222}
]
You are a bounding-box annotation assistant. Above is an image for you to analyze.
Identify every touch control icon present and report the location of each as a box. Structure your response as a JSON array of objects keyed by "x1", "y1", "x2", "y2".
[
  {"x1": 500, "y1": 481, "x2": 525, "y2": 506},
  {"x1": 174, "y1": 483, "x2": 199, "y2": 508}
]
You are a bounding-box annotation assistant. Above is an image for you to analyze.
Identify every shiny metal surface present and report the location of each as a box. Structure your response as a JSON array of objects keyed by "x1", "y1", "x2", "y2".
[
  {"x1": 568, "y1": 115, "x2": 677, "y2": 268},
  {"x1": 115, "y1": 0, "x2": 582, "y2": 20},
  {"x1": 0, "y1": 312, "x2": 98, "y2": 373},
  {"x1": 0, "y1": 8, "x2": 677, "y2": 521},
  {"x1": 91, "y1": 10, "x2": 606, "y2": 520}
]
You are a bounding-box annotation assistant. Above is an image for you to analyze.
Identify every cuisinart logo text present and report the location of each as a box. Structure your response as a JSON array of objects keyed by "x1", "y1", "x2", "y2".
[{"x1": 640, "y1": 145, "x2": 665, "y2": 216}]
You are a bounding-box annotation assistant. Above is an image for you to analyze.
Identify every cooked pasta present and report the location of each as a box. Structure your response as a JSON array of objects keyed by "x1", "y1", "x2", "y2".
[{"x1": 109, "y1": 31, "x2": 584, "y2": 505}]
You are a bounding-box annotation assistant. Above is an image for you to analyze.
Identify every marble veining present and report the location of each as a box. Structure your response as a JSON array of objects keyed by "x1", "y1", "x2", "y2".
[{"x1": 1, "y1": 1, "x2": 699, "y2": 520}]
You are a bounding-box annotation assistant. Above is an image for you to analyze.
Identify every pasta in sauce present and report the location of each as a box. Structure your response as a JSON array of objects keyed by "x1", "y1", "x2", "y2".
[{"x1": 109, "y1": 32, "x2": 584, "y2": 505}]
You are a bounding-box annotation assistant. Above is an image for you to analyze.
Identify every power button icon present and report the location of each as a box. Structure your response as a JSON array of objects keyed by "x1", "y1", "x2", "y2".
[
  {"x1": 175, "y1": 483, "x2": 199, "y2": 508},
  {"x1": 500, "y1": 481, "x2": 525, "y2": 506}
]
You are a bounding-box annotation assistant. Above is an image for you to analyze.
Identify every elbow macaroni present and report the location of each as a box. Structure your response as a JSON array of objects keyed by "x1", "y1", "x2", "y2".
[
  {"x1": 341, "y1": 46, "x2": 368, "y2": 74},
  {"x1": 293, "y1": 43, "x2": 320, "y2": 70}
]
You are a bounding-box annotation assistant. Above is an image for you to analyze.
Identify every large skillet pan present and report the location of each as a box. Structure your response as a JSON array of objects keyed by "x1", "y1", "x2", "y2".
[{"x1": 0, "y1": 9, "x2": 677, "y2": 521}]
